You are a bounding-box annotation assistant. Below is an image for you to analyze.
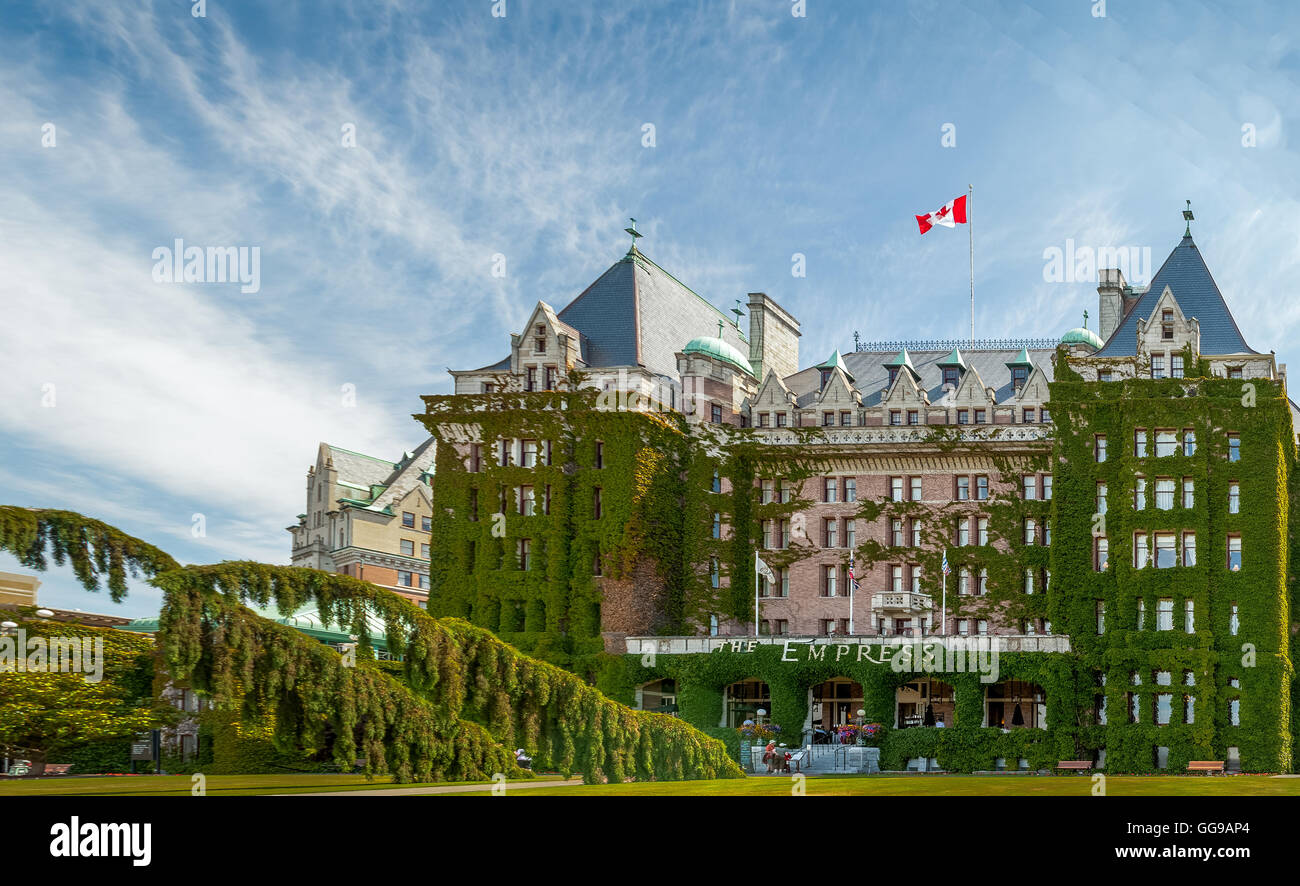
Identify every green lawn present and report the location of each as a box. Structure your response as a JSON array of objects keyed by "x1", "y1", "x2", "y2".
[
  {"x1": 3, "y1": 772, "x2": 1294, "y2": 797},
  {"x1": 0, "y1": 773, "x2": 545, "y2": 797},
  {"x1": 446, "y1": 774, "x2": 1300, "y2": 797}
]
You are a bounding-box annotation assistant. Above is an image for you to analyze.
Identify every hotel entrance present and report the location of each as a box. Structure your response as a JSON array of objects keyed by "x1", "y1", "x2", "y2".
[
  {"x1": 895, "y1": 677, "x2": 956, "y2": 728},
  {"x1": 810, "y1": 678, "x2": 864, "y2": 742}
]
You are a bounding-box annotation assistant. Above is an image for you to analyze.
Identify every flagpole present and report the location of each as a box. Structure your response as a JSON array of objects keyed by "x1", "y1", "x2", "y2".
[
  {"x1": 968, "y1": 184, "x2": 975, "y2": 349},
  {"x1": 941, "y1": 561, "x2": 948, "y2": 636},
  {"x1": 754, "y1": 551, "x2": 760, "y2": 638},
  {"x1": 849, "y1": 569, "x2": 854, "y2": 636}
]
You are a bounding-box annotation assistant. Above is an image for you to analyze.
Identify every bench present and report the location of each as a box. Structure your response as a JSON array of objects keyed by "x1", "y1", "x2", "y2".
[
  {"x1": 1188, "y1": 761, "x2": 1225, "y2": 774},
  {"x1": 1055, "y1": 760, "x2": 1092, "y2": 773},
  {"x1": 42, "y1": 764, "x2": 72, "y2": 776},
  {"x1": 787, "y1": 750, "x2": 807, "y2": 773}
]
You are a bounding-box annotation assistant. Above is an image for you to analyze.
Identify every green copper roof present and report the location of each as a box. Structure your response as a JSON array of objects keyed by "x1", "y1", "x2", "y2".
[
  {"x1": 1005, "y1": 347, "x2": 1034, "y2": 369},
  {"x1": 118, "y1": 604, "x2": 392, "y2": 648},
  {"x1": 682, "y1": 335, "x2": 756, "y2": 377},
  {"x1": 884, "y1": 348, "x2": 921, "y2": 382},
  {"x1": 815, "y1": 349, "x2": 855, "y2": 383},
  {"x1": 1061, "y1": 327, "x2": 1105, "y2": 350},
  {"x1": 936, "y1": 348, "x2": 967, "y2": 370}
]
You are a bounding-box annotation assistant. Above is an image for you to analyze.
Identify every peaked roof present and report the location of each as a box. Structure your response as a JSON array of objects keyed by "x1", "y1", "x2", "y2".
[
  {"x1": 554, "y1": 248, "x2": 749, "y2": 378},
  {"x1": 816, "y1": 348, "x2": 855, "y2": 382},
  {"x1": 936, "y1": 348, "x2": 967, "y2": 369},
  {"x1": 1096, "y1": 234, "x2": 1257, "y2": 357},
  {"x1": 884, "y1": 347, "x2": 921, "y2": 381},
  {"x1": 1005, "y1": 347, "x2": 1034, "y2": 368},
  {"x1": 321, "y1": 439, "x2": 435, "y2": 511}
]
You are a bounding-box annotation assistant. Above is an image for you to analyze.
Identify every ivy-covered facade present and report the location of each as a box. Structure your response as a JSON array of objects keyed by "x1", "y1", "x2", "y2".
[{"x1": 419, "y1": 223, "x2": 1299, "y2": 773}]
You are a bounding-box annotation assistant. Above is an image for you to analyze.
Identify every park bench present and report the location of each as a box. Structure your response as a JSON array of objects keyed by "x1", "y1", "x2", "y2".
[
  {"x1": 787, "y1": 750, "x2": 807, "y2": 773},
  {"x1": 1055, "y1": 760, "x2": 1092, "y2": 773},
  {"x1": 1188, "y1": 761, "x2": 1225, "y2": 774}
]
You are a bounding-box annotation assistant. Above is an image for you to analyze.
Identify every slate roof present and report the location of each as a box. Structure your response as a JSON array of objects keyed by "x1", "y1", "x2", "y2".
[
  {"x1": 322, "y1": 440, "x2": 435, "y2": 511},
  {"x1": 553, "y1": 248, "x2": 749, "y2": 379},
  {"x1": 782, "y1": 346, "x2": 1057, "y2": 407},
  {"x1": 1095, "y1": 235, "x2": 1257, "y2": 357}
]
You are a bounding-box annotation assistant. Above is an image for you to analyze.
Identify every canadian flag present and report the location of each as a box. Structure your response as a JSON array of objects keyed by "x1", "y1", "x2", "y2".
[{"x1": 915, "y1": 195, "x2": 968, "y2": 234}]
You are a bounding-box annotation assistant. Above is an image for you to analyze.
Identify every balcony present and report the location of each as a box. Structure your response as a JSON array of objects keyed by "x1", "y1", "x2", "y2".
[{"x1": 871, "y1": 592, "x2": 933, "y2": 614}]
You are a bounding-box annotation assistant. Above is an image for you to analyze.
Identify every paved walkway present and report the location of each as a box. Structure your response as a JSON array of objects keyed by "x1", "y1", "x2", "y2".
[{"x1": 277, "y1": 777, "x2": 585, "y2": 796}]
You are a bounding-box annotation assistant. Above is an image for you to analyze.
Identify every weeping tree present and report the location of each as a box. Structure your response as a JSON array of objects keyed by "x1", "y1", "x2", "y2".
[{"x1": 0, "y1": 507, "x2": 742, "y2": 783}]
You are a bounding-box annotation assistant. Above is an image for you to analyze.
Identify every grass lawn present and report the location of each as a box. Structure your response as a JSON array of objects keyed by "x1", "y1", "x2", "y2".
[
  {"x1": 0, "y1": 773, "x2": 550, "y2": 797},
  {"x1": 444, "y1": 774, "x2": 1300, "y2": 797}
]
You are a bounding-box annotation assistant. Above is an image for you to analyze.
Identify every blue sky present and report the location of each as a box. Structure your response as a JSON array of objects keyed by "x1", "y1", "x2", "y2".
[{"x1": 3, "y1": 0, "x2": 1299, "y2": 617}]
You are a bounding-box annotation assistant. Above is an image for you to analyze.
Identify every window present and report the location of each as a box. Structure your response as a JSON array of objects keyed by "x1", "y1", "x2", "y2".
[
  {"x1": 1171, "y1": 354, "x2": 1184, "y2": 378},
  {"x1": 1137, "y1": 600, "x2": 1145, "y2": 630},
  {"x1": 762, "y1": 520, "x2": 773, "y2": 549},
  {"x1": 891, "y1": 565, "x2": 903, "y2": 591},
  {"x1": 1227, "y1": 535, "x2": 1242, "y2": 571},
  {"x1": 977, "y1": 569, "x2": 988, "y2": 596},
  {"x1": 1095, "y1": 435, "x2": 1107, "y2": 462},
  {"x1": 1229, "y1": 698, "x2": 1240, "y2": 726},
  {"x1": 470, "y1": 444, "x2": 482, "y2": 472},
  {"x1": 910, "y1": 519, "x2": 921, "y2": 547},
  {"x1": 1155, "y1": 478, "x2": 1174, "y2": 510},
  {"x1": 545, "y1": 366, "x2": 557, "y2": 390},
  {"x1": 712, "y1": 473, "x2": 722, "y2": 494},
  {"x1": 1182, "y1": 532, "x2": 1196, "y2": 567},
  {"x1": 468, "y1": 488, "x2": 480, "y2": 521},
  {"x1": 1012, "y1": 366, "x2": 1028, "y2": 390},
  {"x1": 844, "y1": 478, "x2": 857, "y2": 502},
  {"x1": 402, "y1": 511, "x2": 415, "y2": 528},
  {"x1": 907, "y1": 410, "x2": 919, "y2": 425},
  {"x1": 1183, "y1": 429, "x2": 1196, "y2": 456},
  {"x1": 1023, "y1": 408, "x2": 1036, "y2": 423},
  {"x1": 890, "y1": 410, "x2": 902, "y2": 426},
  {"x1": 977, "y1": 517, "x2": 988, "y2": 546},
  {"x1": 595, "y1": 441, "x2": 604, "y2": 468},
  {"x1": 957, "y1": 619, "x2": 970, "y2": 636},
  {"x1": 1022, "y1": 475, "x2": 1037, "y2": 500},
  {"x1": 593, "y1": 487, "x2": 602, "y2": 518},
  {"x1": 891, "y1": 477, "x2": 904, "y2": 502},
  {"x1": 1024, "y1": 570, "x2": 1034, "y2": 595},
  {"x1": 399, "y1": 570, "x2": 413, "y2": 587},
  {"x1": 976, "y1": 476, "x2": 988, "y2": 500},
  {"x1": 499, "y1": 438, "x2": 513, "y2": 466},
  {"x1": 1135, "y1": 429, "x2": 1147, "y2": 457},
  {"x1": 824, "y1": 477, "x2": 838, "y2": 503},
  {"x1": 1041, "y1": 408, "x2": 1051, "y2": 423},
  {"x1": 526, "y1": 367, "x2": 537, "y2": 391},
  {"x1": 841, "y1": 411, "x2": 852, "y2": 426},
  {"x1": 822, "y1": 565, "x2": 838, "y2": 597},
  {"x1": 910, "y1": 477, "x2": 923, "y2": 501},
  {"x1": 713, "y1": 513, "x2": 722, "y2": 539},
  {"x1": 1134, "y1": 476, "x2": 1146, "y2": 510},
  {"x1": 910, "y1": 566, "x2": 922, "y2": 593},
  {"x1": 822, "y1": 412, "x2": 835, "y2": 427},
  {"x1": 977, "y1": 619, "x2": 989, "y2": 636},
  {"x1": 942, "y1": 367, "x2": 960, "y2": 389},
  {"x1": 1024, "y1": 519, "x2": 1036, "y2": 546},
  {"x1": 825, "y1": 518, "x2": 838, "y2": 548},
  {"x1": 1161, "y1": 309, "x2": 1174, "y2": 340},
  {"x1": 1151, "y1": 355, "x2": 1165, "y2": 379},
  {"x1": 1156, "y1": 694, "x2": 1172, "y2": 725},
  {"x1": 1185, "y1": 600, "x2": 1195, "y2": 633},
  {"x1": 776, "y1": 412, "x2": 787, "y2": 427},
  {"x1": 846, "y1": 520, "x2": 856, "y2": 549},
  {"x1": 959, "y1": 568, "x2": 970, "y2": 596},
  {"x1": 779, "y1": 520, "x2": 790, "y2": 549},
  {"x1": 1099, "y1": 370, "x2": 1113, "y2": 382},
  {"x1": 1097, "y1": 482, "x2": 1108, "y2": 514},
  {"x1": 544, "y1": 485, "x2": 552, "y2": 515},
  {"x1": 1228, "y1": 434, "x2": 1240, "y2": 462},
  {"x1": 761, "y1": 479, "x2": 774, "y2": 504},
  {"x1": 1095, "y1": 537, "x2": 1109, "y2": 571},
  {"x1": 956, "y1": 476, "x2": 969, "y2": 501},
  {"x1": 534, "y1": 325, "x2": 546, "y2": 352},
  {"x1": 710, "y1": 559, "x2": 720, "y2": 589},
  {"x1": 1043, "y1": 474, "x2": 1052, "y2": 500},
  {"x1": 1182, "y1": 478, "x2": 1194, "y2": 509},
  {"x1": 975, "y1": 409, "x2": 987, "y2": 424},
  {"x1": 1228, "y1": 482, "x2": 1240, "y2": 514},
  {"x1": 1230, "y1": 603, "x2": 1239, "y2": 636},
  {"x1": 421, "y1": 543, "x2": 431, "y2": 559},
  {"x1": 958, "y1": 409, "x2": 969, "y2": 425},
  {"x1": 401, "y1": 539, "x2": 415, "y2": 556},
  {"x1": 422, "y1": 515, "x2": 432, "y2": 532},
  {"x1": 520, "y1": 486, "x2": 535, "y2": 516},
  {"x1": 1156, "y1": 598, "x2": 1173, "y2": 630},
  {"x1": 757, "y1": 412, "x2": 769, "y2": 427},
  {"x1": 892, "y1": 519, "x2": 904, "y2": 547},
  {"x1": 1134, "y1": 532, "x2": 1149, "y2": 569},
  {"x1": 517, "y1": 539, "x2": 531, "y2": 570},
  {"x1": 711, "y1": 404, "x2": 723, "y2": 424},
  {"x1": 1228, "y1": 366, "x2": 1243, "y2": 380},
  {"x1": 958, "y1": 519, "x2": 969, "y2": 547},
  {"x1": 1096, "y1": 601, "x2": 1105, "y2": 635},
  {"x1": 1155, "y1": 430, "x2": 1177, "y2": 457}
]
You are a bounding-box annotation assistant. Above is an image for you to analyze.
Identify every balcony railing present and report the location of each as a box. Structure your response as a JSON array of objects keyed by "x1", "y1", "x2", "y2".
[{"x1": 871, "y1": 592, "x2": 933, "y2": 612}]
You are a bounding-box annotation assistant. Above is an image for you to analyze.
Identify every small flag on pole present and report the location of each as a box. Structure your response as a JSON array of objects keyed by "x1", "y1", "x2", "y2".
[
  {"x1": 941, "y1": 550, "x2": 951, "y2": 576},
  {"x1": 848, "y1": 556, "x2": 860, "y2": 592},
  {"x1": 916, "y1": 195, "x2": 968, "y2": 234},
  {"x1": 755, "y1": 553, "x2": 776, "y2": 584}
]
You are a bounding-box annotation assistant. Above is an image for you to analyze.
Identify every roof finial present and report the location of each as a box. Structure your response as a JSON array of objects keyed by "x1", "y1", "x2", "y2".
[
  {"x1": 717, "y1": 319, "x2": 723, "y2": 338},
  {"x1": 1083, "y1": 309, "x2": 1089, "y2": 330},
  {"x1": 731, "y1": 298, "x2": 745, "y2": 328},
  {"x1": 623, "y1": 217, "x2": 643, "y2": 254},
  {"x1": 1183, "y1": 200, "x2": 1194, "y2": 238}
]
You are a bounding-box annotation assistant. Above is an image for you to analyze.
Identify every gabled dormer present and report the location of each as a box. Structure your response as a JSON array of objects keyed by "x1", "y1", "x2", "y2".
[
  {"x1": 510, "y1": 301, "x2": 584, "y2": 391},
  {"x1": 1015, "y1": 363, "x2": 1051, "y2": 404},
  {"x1": 1135, "y1": 286, "x2": 1200, "y2": 376},
  {"x1": 945, "y1": 362, "x2": 994, "y2": 408},
  {"x1": 749, "y1": 369, "x2": 797, "y2": 429},
  {"x1": 882, "y1": 358, "x2": 929, "y2": 407},
  {"x1": 883, "y1": 348, "x2": 922, "y2": 391},
  {"x1": 815, "y1": 363, "x2": 862, "y2": 409},
  {"x1": 1005, "y1": 348, "x2": 1035, "y2": 395},
  {"x1": 816, "y1": 349, "x2": 855, "y2": 391},
  {"x1": 936, "y1": 348, "x2": 968, "y2": 394}
]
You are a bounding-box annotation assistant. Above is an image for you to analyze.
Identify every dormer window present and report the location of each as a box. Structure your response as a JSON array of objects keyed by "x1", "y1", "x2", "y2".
[
  {"x1": 1161, "y1": 310, "x2": 1174, "y2": 340},
  {"x1": 942, "y1": 367, "x2": 960, "y2": 389},
  {"x1": 1012, "y1": 367, "x2": 1028, "y2": 390},
  {"x1": 820, "y1": 369, "x2": 832, "y2": 389},
  {"x1": 887, "y1": 366, "x2": 899, "y2": 387},
  {"x1": 534, "y1": 325, "x2": 546, "y2": 353}
]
